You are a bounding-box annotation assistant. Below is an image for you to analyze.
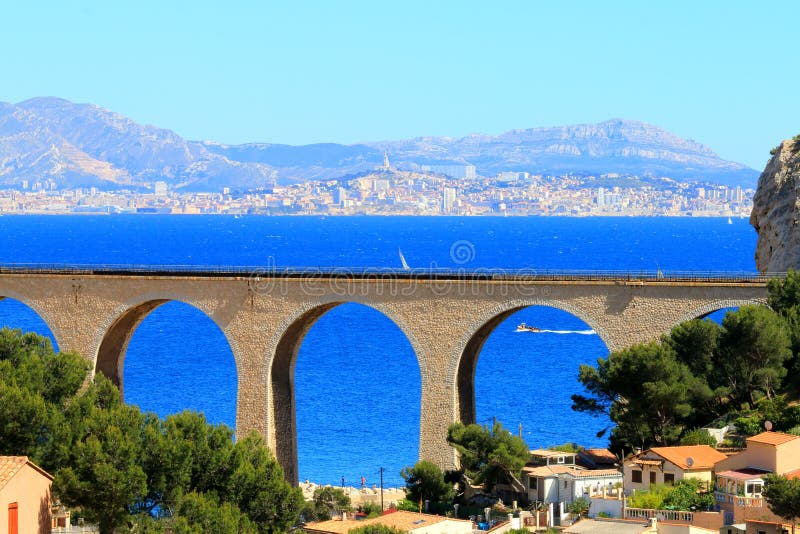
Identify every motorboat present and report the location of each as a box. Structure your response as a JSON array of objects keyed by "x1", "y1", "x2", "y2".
[{"x1": 516, "y1": 322, "x2": 541, "y2": 332}]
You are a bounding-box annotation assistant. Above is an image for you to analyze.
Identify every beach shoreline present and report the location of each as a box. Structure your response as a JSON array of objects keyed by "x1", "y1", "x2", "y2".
[{"x1": 300, "y1": 481, "x2": 406, "y2": 508}]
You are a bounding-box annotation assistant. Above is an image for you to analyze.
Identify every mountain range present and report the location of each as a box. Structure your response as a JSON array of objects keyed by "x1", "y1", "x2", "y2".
[{"x1": 0, "y1": 97, "x2": 758, "y2": 191}]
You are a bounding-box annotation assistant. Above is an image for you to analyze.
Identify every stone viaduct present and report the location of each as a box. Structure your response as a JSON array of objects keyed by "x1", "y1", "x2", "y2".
[{"x1": 0, "y1": 267, "x2": 771, "y2": 482}]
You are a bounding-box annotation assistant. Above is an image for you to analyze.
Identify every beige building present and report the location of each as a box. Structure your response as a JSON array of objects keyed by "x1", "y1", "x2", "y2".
[
  {"x1": 305, "y1": 510, "x2": 474, "y2": 534},
  {"x1": 714, "y1": 432, "x2": 800, "y2": 526},
  {"x1": 624, "y1": 445, "x2": 727, "y2": 492},
  {"x1": 0, "y1": 456, "x2": 53, "y2": 534},
  {"x1": 715, "y1": 432, "x2": 800, "y2": 475}
]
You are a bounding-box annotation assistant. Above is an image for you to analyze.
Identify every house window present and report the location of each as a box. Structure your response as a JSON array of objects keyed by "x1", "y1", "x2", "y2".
[
  {"x1": 557, "y1": 456, "x2": 565, "y2": 464},
  {"x1": 529, "y1": 478, "x2": 538, "y2": 490},
  {"x1": 650, "y1": 471, "x2": 656, "y2": 484},
  {"x1": 631, "y1": 470, "x2": 642, "y2": 483},
  {"x1": 746, "y1": 482, "x2": 763, "y2": 495},
  {"x1": 664, "y1": 473, "x2": 675, "y2": 485},
  {"x1": 564, "y1": 480, "x2": 568, "y2": 489}
]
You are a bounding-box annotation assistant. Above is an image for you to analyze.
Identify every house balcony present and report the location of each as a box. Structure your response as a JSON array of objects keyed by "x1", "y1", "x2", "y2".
[{"x1": 714, "y1": 491, "x2": 764, "y2": 508}]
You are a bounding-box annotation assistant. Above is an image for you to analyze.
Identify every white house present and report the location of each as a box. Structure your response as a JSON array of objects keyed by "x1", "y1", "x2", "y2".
[{"x1": 522, "y1": 450, "x2": 622, "y2": 505}]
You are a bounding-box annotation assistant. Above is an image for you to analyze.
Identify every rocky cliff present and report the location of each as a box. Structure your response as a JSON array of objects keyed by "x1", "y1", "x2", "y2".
[{"x1": 750, "y1": 138, "x2": 800, "y2": 272}]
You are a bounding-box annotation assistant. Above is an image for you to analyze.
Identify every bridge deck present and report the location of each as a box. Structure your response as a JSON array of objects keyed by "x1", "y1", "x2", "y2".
[{"x1": 0, "y1": 263, "x2": 777, "y2": 283}]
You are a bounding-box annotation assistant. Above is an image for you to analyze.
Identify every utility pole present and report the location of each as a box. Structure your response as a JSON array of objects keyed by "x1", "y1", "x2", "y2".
[{"x1": 380, "y1": 467, "x2": 384, "y2": 511}]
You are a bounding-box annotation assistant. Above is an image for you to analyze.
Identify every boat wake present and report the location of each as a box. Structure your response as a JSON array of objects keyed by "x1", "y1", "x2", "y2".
[{"x1": 517, "y1": 329, "x2": 596, "y2": 335}]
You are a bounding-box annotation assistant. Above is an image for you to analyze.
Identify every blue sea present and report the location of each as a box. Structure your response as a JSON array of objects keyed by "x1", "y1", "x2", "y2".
[{"x1": 0, "y1": 215, "x2": 757, "y2": 486}]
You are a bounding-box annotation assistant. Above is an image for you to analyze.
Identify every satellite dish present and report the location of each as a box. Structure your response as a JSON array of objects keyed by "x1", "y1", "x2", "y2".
[
  {"x1": 765, "y1": 421, "x2": 773, "y2": 431},
  {"x1": 686, "y1": 457, "x2": 694, "y2": 467}
]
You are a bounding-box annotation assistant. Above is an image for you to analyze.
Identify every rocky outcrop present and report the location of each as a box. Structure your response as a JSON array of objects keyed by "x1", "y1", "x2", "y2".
[{"x1": 750, "y1": 138, "x2": 800, "y2": 272}]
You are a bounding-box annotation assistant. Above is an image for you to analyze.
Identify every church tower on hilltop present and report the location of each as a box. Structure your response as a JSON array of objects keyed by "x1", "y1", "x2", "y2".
[{"x1": 377, "y1": 151, "x2": 394, "y2": 172}]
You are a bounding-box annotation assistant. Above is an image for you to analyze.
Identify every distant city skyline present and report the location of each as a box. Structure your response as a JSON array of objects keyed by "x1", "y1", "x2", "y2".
[{"x1": 2, "y1": 1, "x2": 798, "y2": 170}]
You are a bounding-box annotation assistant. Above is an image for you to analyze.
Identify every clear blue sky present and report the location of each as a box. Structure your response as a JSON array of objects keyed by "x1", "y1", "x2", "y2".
[{"x1": 1, "y1": 1, "x2": 797, "y2": 169}]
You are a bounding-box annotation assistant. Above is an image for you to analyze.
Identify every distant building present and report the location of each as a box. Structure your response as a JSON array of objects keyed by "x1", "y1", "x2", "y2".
[
  {"x1": 497, "y1": 171, "x2": 522, "y2": 182},
  {"x1": 333, "y1": 187, "x2": 347, "y2": 206},
  {"x1": 442, "y1": 187, "x2": 457, "y2": 213},
  {"x1": 375, "y1": 151, "x2": 395, "y2": 172},
  {"x1": 421, "y1": 164, "x2": 477, "y2": 179},
  {"x1": 714, "y1": 431, "x2": 800, "y2": 525}
]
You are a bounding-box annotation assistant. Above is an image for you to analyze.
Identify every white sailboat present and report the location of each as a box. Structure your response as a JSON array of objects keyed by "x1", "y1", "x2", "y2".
[{"x1": 399, "y1": 248, "x2": 411, "y2": 271}]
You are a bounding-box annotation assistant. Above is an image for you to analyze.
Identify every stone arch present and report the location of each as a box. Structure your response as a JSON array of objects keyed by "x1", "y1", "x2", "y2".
[
  {"x1": 95, "y1": 295, "x2": 232, "y2": 400},
  {"x1": 453, "y1": 298, "x2": 611, "y2": 424},
  {"x1": 673, "y1": 298, "x2": 769, "y2": 331},
  {"x1": 269, "y1": 298, "x2": 423, "y2": 483},
  {"x1": 0, "y1": 289, "x2": 60, "y2": 349}
]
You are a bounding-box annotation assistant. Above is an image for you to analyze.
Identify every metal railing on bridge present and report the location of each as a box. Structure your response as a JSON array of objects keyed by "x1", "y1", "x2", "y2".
[{"x1": 0, "y1": 262, "x2": 781, "y2": 283}]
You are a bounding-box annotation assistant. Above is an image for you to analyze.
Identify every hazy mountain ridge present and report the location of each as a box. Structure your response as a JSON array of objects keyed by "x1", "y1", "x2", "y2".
[
  {"x1": 0, "y1": 97, "x2": 276, "y2": 190},
  {"x1": 0, "y1": 97, "x2": 757, "y2": 190}
]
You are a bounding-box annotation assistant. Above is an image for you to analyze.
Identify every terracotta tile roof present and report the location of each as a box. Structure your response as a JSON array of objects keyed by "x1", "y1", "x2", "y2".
[
  {"x1": 0, "y1": 456, "x2": 29, "y2": 489},
  {"x1": 785, "y1": 468, "x2": 800, "y2": 480},
  {"x1": 525, "y1": 465, "x2": 620, "y2": 479},
  {"x1": 747, "y1": 431, "x2": 800, "y2": 446},
  {"x1": 631, "y1": 459, "x2": 663, "y2": 467},
  {"x1": 563, "y1": 468, "x2": 622, "y2": 479},
  {"x1": 523, "y1": 465, "x2": 575, "y2": 477},
  {"x1": 580, "y1": 448, "x2": 618, "y2": 464},
  {"x1": 305, "y1": 510, "x2": 470, "y2": 534},
  {"x1": 647, "y1": 445, "x2": 727, "y2": 469}
]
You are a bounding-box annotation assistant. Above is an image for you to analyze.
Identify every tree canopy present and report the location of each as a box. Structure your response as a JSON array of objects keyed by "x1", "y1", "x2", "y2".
[
  {"x1": 400, "y1": 460, "x2": 454, "y2": 505},
  {"x1": 573, "y1": 292, "x2": 799, "y2": 450},
  {"x1": 446, "y1": 421, "x2": 528, "y2": 492},
  {"x1": 572, "y1": 340, "x2": 711, "y2": 449},
  {"x1": 763, "y1": 474, "x2": 800, "y2": 534},
  {"x1": 0, "y1": 327, "x2": 302, "y2": 534}
]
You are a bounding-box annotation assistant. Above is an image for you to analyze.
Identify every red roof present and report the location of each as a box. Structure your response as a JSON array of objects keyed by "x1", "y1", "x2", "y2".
[
  {"x1": 647, "y1": 445, "x2": 727, "y2": 470},
  {"x1": 747, "y1": 432, "x2": 799, "y2": 446},
  {"x1": 785, "y1": 468, "x2": 800, "y2": 480},
  {"x1": 0, "y1": 456, "x2": 53, "y2": 489},
  {"x1": 580, "y1": 448, "x2": 618, "y2": 464}
]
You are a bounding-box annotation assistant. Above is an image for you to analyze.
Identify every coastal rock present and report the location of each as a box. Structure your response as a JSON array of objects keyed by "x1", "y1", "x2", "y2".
[{"x1": 750, "y1": 138, "x2": 800, "y2": 272}]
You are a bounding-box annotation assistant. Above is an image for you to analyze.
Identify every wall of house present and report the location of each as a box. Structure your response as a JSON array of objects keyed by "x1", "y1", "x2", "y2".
[
  {"x1": 412, "y1": 519, "x2": 473, "y2": 534},
  {"x1": 744, "y1": 521, "x2": 790, "y2": 534},
  {"x1": 715, "y1": 450, "x2": 758, "y2": 474},
  {"x1": 775, "y1": 440, "x2": 800, "y2": 474},
  {"x1": 543, "y1": 478, "x2": 559, "y2": 504},
  {"x1": 680, "y1": 468, "x2": 714, "y2": 487},
  {"x1": 588, "y1": 497, "x2": 623, "y2": 518},
  {"x1": 625, "y1": 463, "x2": 671, "y2": 491},
  {"x1": 0, "y1": 465, "x2": 52, "y2": 534},
  {"x1": 658, "y1": 524, "x2": 718, "y2": 534}
]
